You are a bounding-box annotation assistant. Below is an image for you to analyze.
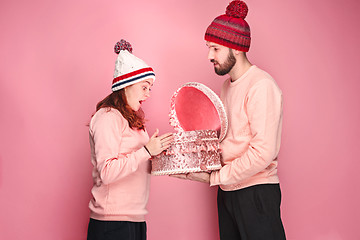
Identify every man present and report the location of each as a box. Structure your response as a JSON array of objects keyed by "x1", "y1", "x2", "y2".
[{"x1": 185, "y1": 1, "x2": 286, "y2": 239}]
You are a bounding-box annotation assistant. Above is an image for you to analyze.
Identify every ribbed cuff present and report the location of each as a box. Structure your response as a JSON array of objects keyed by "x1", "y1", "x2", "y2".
[{"x1": 210, "y1": 171, "x2": 221, "y2": 187}]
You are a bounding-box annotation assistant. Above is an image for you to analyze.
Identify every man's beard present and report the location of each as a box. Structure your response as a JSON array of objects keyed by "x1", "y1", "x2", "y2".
[{"x1": 212, "y1": 50, "x2": 236, "y2": 76}]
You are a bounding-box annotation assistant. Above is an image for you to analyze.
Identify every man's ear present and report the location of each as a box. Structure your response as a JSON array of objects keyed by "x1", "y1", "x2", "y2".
[{"x1": 233, "y1": 49, "x2": 242, "y2": 56}]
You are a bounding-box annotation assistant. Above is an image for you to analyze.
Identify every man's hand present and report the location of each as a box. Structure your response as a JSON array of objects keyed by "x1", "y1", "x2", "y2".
[
  {"x1": 186, "y1": 172, "x2": 210, "y2": 184},
  {"x1": 170, "y1": 163, "x2": 212, "y2": 183},
  {"x1": 170, "y1": 174, "x2": 188, "y2": 180}
]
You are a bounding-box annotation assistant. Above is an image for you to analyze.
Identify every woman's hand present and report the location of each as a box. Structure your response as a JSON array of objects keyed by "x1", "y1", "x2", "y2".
[{"x1": 145, "y1": 129, "x2": 174, "y2": 156}]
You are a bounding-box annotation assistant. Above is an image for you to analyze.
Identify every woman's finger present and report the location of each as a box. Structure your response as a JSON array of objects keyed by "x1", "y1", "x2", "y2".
[
  {"x1": 151, "y1": 129, "x2": 159, "y2": 139},
  {"x1": 159, "y1": 133, "x2": 174, "y2": 141}
]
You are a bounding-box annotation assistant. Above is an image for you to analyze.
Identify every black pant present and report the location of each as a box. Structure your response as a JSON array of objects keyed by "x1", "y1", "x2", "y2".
[
  {"x1": 217, "y1": 184, "x2": 286, "y2": 240},
  {"x1": 87, "y1": 219, "x2": 147, "y2": 240}
]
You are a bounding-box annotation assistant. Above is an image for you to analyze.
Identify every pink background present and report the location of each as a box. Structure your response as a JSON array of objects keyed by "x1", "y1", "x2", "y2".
[{"x1": 1, "y1": 0, "x2": 359, "y2": 239}]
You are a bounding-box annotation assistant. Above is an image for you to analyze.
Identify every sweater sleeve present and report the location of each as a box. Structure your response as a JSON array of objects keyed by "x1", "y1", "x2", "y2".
[
  {"x1": 91, "y1": 110, "x2": 150, "y2": 185},
  {"x1": 210, "y1": 79, "x2": 283, "y2": 186}
]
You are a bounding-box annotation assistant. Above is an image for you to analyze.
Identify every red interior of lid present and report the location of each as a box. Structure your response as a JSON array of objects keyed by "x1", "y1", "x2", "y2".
[{"x1": 175, "y1": 86, "x2": 221, "y2": 132}]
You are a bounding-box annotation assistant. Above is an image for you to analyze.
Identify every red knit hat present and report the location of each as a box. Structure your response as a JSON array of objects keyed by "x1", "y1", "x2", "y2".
[{"x1": 205, "y1": 0, "x2": 251, "y2": 52}]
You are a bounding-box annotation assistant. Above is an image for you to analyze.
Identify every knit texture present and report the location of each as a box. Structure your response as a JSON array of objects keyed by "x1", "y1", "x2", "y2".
[
  {"x1": 210, "y1": 66, "x2": 283, "y2": 190},
  {"x1": 89, "y1": 108, "x2": 151, "y2": 221},
  {"x1": 112, "y1": 40, "x2": 155, "y2": 92},
  {"x1": 205, "y1": 0, "x2": 251, "y2": 52}
]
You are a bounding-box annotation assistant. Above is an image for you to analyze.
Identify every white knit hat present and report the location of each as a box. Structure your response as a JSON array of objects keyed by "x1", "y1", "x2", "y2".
[{"x1": 112, "y1": 39, "x2": 155, "y2": 92}]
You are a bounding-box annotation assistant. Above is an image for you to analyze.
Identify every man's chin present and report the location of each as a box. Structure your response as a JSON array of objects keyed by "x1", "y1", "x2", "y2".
[{"x1": 215, "y1": 68, "x2": 228, "y2": 76}]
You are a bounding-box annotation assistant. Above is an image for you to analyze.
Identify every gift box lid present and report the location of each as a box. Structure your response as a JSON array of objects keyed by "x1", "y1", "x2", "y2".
[{"x1": 169, "y1": 82, "x2": 228, "y2": 142}]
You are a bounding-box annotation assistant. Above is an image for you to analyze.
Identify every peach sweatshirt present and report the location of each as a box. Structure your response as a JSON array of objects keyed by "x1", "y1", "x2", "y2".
[
  {"x1": 88, "y1": 108, "x2": 151, "y2": 222},
  {"x1": 210, "y1": 65, "x2": 283, "y2": 191}
]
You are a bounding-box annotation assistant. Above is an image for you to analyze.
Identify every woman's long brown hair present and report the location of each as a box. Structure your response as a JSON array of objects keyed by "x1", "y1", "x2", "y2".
[{"x1": 96, "y1": 89, "x2": 145, "y2": 130}]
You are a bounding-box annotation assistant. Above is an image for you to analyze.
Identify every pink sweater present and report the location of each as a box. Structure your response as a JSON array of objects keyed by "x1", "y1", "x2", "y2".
[
  {"x1": 210, "y1": 65, "x2": 283, "y2": 191},
  {"x1": 88, "y1": 108, "x2": 151, "y2": 222}
]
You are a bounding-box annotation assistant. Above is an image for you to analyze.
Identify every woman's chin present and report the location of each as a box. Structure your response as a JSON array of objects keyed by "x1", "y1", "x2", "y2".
[{"x1": 133, "y1": 106, "x2": 141, "y2": 112}]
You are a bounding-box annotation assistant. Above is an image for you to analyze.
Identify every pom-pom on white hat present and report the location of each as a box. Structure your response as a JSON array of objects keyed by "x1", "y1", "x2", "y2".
[{"x1": 112, "y1": 39, "x2": 155, "y2": 92}]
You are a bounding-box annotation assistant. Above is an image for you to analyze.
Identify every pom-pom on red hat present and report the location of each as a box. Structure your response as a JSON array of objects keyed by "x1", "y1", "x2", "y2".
[
  {"x1": 205, "y1": 0, "x2": 251, "y2": 52},
  {"x1": 112, "y1": 39, "x2": 155, "y2": 92}
]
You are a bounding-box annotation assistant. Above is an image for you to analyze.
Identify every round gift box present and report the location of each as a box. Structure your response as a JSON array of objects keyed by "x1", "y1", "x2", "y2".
[{"x1": 151, "y1": 82, "x2": 228, "y2": 175}]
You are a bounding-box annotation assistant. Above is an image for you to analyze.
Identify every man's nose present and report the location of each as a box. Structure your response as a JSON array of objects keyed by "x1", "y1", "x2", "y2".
[{"x1": 207, "y1": 50, "x2": 214, "y2": 60}]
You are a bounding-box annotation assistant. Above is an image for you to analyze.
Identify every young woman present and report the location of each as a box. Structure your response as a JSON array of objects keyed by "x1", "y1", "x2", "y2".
[{"x1": 87, "y1": 39, "x2": 173, "y2": 240}]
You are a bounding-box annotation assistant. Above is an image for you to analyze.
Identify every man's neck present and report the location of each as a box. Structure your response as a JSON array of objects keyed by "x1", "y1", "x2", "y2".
[{"x1": 229, "y1": 58, "x2": 252, "y2": 82}]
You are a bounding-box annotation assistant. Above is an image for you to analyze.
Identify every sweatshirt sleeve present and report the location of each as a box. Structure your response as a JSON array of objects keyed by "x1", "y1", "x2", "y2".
[
  {"x1": 90, "y1": 110, "x2": 150, "y2": 185},
  {"x1": 210, "y1": 79, "x2": 283, "y2": 186}
]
